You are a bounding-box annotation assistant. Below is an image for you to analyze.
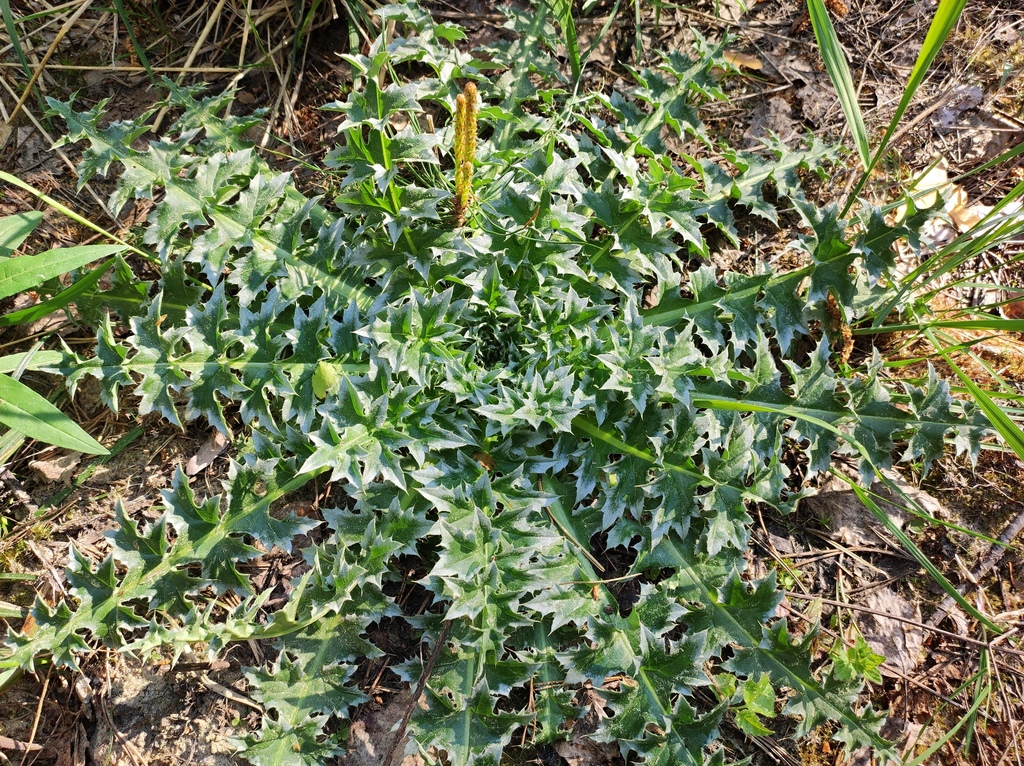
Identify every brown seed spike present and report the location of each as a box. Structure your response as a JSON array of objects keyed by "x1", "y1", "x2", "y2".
[{"x1": 824, "y1": 0, "x2": 848, "y2": 17}]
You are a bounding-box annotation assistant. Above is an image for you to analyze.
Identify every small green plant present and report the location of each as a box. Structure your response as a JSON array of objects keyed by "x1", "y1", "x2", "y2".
[
  {"x1": 1, "y1": 2, "x2": 997, "y2": 765},
  {"x1": 0, "y1": 212, "x2": 114, "y2": 455}
]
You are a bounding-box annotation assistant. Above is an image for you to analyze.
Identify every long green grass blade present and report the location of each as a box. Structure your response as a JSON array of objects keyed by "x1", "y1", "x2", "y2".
[
  {"x1": 0, "y1": 602, "x2": 27, "y2": 619},
  {"x1": 806, "y1": 0, "x2": 870, "y2": 167},
  {"x1": 110, "y1": 0, "x2": 157, "y2": 85},
  {"x1": 0, "y1": 373, "x2": 107, "y2": 454},
  {"x1": 952, "y1": 138, "x2": 1024, "y2": 184},
  {"x1": 871, "y1": 180, "x2": 1024, "y2": 326},
  {"x1": 0, "y1": 245, "x2": 122, "y2": 301},
  {"x1": 0, "y1": 350, "x2": 64, "y2": 374},
  {"x1": 0, "y1": 170, "x2": 152, "y2": 260},
  {"x1": 548, "y1": 0, "x2": 581, "y2": 85},
  {"x1": 0, "y1": 259, "x2": 112, "y2": 328},
  {"x1": 0, "y1": 422, "x2": 25, "y2": 466},
  {"x1": 931, "y1": 334, "x2": 1024, "y2": 461},
  {"x1": 859, "y1": 483, "x2": 1004, "y2": 548},
  {"x1": 905, "y1": 682, "x2": 990, "y2": 766},
  {"x1": 0, "y1": 1, "x2": 32, "y2": 79},
  {"x1": 842, "y1": 476, "x2": 1002, "y2": 634},
  {"x1": 582, "y1": 0, "x2": 623, "y2": 69},
  {"x1": 856, "y1": 317, "x2": 1024, "y2": 335},
  {"x1": 843, "y1": 0, "x2": 969, "y2": 213}
]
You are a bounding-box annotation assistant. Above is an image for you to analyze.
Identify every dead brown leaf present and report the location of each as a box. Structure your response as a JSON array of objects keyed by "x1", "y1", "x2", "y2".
[
  {"x1": 185, "y1": 430, "x2": 230, "y2": 476},
  {"x1": 857, "y1": 589, "x2": 925, "y2": 677},
  {"x1": 29, "y1": 452, "x2": 82, "y2": 485},
  {"x1": 553, "y1": 736, "x2": 621, "y2": 766},
  {"x1": 723, "y1": 49, "x2": 763, "y2": 71}
]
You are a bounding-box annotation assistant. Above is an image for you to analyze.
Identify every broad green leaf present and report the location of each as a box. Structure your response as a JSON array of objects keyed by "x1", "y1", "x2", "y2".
[
  {"x1": 0, "y1": 211, "x2": 42, "y2": 255},
  {"x1": 0, "y1": 259, "x2": 112, "y2": 328},
  {"x1": 0, "y1": 244, "x2": 122, "y2": 301},
  {"x1": 841, "y1": 0, "x2": 970, "y2": 211},
  {"x1": 806, "y1": 0, "x2": 869, "y2": 167},
  {"x1": 0, "y1": 373, "x2": 107, "y2": 454}
]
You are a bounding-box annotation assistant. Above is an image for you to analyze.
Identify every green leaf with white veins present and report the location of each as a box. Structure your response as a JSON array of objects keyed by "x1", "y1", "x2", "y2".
[
  {"x1": 239, "y1": 719, "x2": 344, "y2": 766},
  {"x1": 126, "y1": 295, "x2": 191, "y2": 427},
  {"x1": 245, "y1": 657, "x2": 365, "y2": 735},
  {"x1": 327, "y1": 80, "x2": 421, "y2": 132},
  {"x1": 408, "y1": 623, "x2": 533, "y2": 766}
]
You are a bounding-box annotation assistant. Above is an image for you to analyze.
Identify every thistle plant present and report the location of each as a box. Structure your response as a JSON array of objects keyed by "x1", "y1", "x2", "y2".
[
  {"x1": 452, "y1": 81, "x2": 477, "y2": 226},
  {"x1": 2, "y1": 3, "x2": 993, "y2": 765}
]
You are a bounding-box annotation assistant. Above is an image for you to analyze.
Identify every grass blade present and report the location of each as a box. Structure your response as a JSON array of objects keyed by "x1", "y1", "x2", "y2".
[
  {"x1": 0, "y1": 350, "x2": 64, "y2": 374},
  {"x1": 843, "y1": 0, "x2": 969, "y2": 212},
  {"x1": 0, "y1": 259, "x2": 112, "y2": 328},
  {"x1": 951, "y1": 138, "x2": 1024, "y2": 184},
  {"x1": 110, "y1": 0, "x2": 157, "y2": 85},
  {"x1": 930, "y1": 332, "x2": 1024, "y2": 462},
  {"x1": 37, "y1": 425, "x2": 145, "y2": 513},
  {"x1": 0, "y1": 373, "x2": 107, "y2": 454},
  {"x1": 0, "y1": 170, "x2": 152, "y2": 260},
  {"x1": 841, "y1": 476, "x2": 1002, "y2": 634},
  {"x1": 547, "y1": 0, "x2": 581, "y2": 85},
  {"x1": 905, "y1": 682, "x2": 990, "y2": 766},
  {"x1": 806, "y1": 0, "x2": 869, "y2": 167},
  {"x1": 870, "y1": 179, "x2": 1024, "y2": 325},
  {"x1": 0, "y1": 245, "x2": 123, "y2": 301},
  {"x1": 0, "y1": 0, "x2": 31, "y2": 79}
]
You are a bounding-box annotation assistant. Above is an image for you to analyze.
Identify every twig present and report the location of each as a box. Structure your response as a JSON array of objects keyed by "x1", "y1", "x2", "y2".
[
  {"x1": 25, "y1": 668, "x2": 49, "y2": 755},
  {"x1": 0, "y1": 62, "x2": 254, "y2": 73},
  {"x1": 197, "y1": 674, "x2": 263, "y2": 713},
  {"x1": 382, "y1": 619, "x2": 454, "y2": 766},
  {"x1": 927, "y1": 503, "x2": 1024, "y2": 629},
  {"x1": 787, "y1": 591, "x2": 1024, "y2": 659},
  {"x1": 8, "y1": 0, "x2": 95, "y2": 125},
  {"x1": 151, "y1": 0, "x2": 230, "y2": 133},
  {"x1": 0, "y1": 735, "x2": 43, "y2": 753}
]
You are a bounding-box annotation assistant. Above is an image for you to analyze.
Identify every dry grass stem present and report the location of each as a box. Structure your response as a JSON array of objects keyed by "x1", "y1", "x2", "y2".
[{"x1": 8, "y1": 0, "x2": 94, "y2": 124}]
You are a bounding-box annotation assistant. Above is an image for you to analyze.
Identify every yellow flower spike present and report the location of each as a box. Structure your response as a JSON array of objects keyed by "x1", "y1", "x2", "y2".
[
  {"x1": 453, "y1": 82, "x2": 478, "y2": 227},
  {"x1": 455, "y1": 93, "x2": 468, "y2": 167},
  {"x1": 463, "y1": 82, "x2": 478, "y2": 165},
  {"x1": 459, "y1": 161, "x2": 473, "y2": 212}
]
